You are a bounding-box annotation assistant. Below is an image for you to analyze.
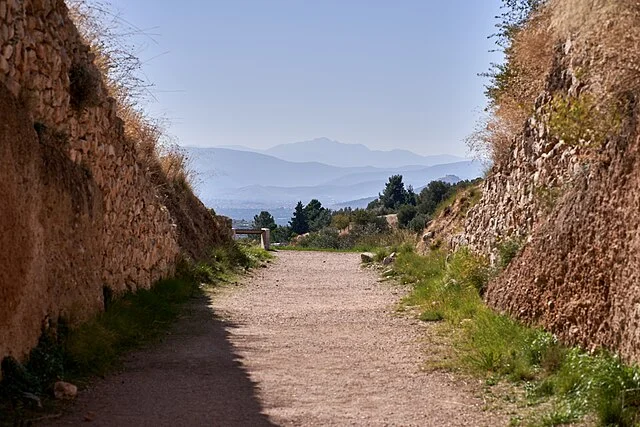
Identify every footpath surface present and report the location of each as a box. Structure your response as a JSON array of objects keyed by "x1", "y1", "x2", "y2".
[{"x1": 49, "y1": 251, "x2": 501, "y2": 426}]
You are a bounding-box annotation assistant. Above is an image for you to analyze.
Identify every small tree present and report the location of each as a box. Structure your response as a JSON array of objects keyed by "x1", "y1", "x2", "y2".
[
  {"x1": 417, "y1": 180, "x2": 453, "y2": 215},
  {"x1": 253, "y1": 211, "x2": 277, "y2": 230},
  {"x1": 406, "y1": 185, "x2": 418, "y2": 206},
  {"x1": 331, "y1": 213, "x2": 351, "y2": 230},
  {"x1": 408, "y1": 214, "x2": 428, "y2": 233},
  {"x1": 290, "y1": 201, "x2": 309, "y2": 235},
  {"x1": 304, "y1": 199, "x2": 331, "y2": 232},
  {"x1": 379, "y1": 175, "x2": 409, "y2": 210}
]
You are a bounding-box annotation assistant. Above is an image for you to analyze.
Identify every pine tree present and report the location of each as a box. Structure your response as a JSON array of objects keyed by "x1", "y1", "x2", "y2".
[
  {"x1": 290, "y1": 201, "x2": 309, "y2": 235},
  {"x1": 379, "y1": 175, "x2": 409, "y2": 209},
  {"x1": 304, "y1": 199, "x2": 331, "y2": 232},
  {"x1": 253, "y1": 211, "x2": 277, "y2": 230}
]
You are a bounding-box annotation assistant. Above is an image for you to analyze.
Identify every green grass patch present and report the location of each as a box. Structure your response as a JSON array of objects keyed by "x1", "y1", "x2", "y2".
[
  {"x1": 393, "y1": 248, "x2": 640, "y2": 426},
  {"x1": 64, "y1": 277, "x2": 196, "y2": 378},
  {"x1": 0, "y1": 242, "x2": 269, "y2": 425}
]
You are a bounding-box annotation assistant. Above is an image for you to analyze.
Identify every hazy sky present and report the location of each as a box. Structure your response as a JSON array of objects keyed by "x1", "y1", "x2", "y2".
[{"x1": 106, "y1": 0, "x2": 503, "y2": 157}]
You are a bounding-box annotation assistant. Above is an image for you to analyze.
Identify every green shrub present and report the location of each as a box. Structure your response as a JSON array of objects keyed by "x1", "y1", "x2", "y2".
[
  {"x1": 298, "y1": 228, "x2": 341, "y2": 250},
  {"x1": 408, "y1": 214, "x2": 428, "y2": 233},
  {"x1": 548, "y1": 93, "x2": 623, "y2": 147},
  {"x1": 396, "y1": 204, "x2": 417, "y2": 228},
  {"x1": 419, "y1": 309, "x2": 444, "y2": 322},
  {"x1": 496, "y1": 237, "x2": 522, "y2": 270},
  {"x1": 330, "y1": 213, "x2": 350, "y2": 230}
]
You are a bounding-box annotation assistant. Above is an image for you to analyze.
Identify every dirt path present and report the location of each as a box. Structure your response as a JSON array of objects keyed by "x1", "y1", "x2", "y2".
[{"x1": 49, "y1": 251, "x2": 502, "y2": 426}]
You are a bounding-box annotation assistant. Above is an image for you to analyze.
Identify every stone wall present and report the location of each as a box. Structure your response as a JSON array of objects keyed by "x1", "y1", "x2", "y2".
[
  {"x1": 0, "y1": 0, "x2": 218, "y2": 362},
  {"x1": 463, "y1": 29, "x2": 640, "y2": 361}
]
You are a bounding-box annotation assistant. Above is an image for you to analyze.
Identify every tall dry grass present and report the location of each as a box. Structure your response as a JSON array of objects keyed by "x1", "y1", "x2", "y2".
[
  {"x1": 66, "y1": 0, "x2": 194, "y2": 190},
  {"x1": 469, "y1": 6, "x2": 555, "y2": 165},
  {"x1": 549, "y1": 0, "x2": 640, "y2": 100},
  {"x1": 470, "y1": 0, "x2": 640, "y2": 165}
]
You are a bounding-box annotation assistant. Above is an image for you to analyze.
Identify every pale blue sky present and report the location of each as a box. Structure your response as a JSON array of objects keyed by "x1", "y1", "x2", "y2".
[{"x1": 106, "y1": 0, "x2": 503, "y2": 157}]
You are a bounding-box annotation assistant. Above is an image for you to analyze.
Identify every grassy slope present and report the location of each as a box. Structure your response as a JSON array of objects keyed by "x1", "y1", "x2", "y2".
[{"x1": 390, "y1": 248, "x2": 640, "y2": 426}]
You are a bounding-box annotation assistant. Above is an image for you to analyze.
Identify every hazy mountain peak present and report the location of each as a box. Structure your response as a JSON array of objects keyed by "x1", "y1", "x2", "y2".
[{"x1": 264, "y1": 138, "x2": 465, "y2": 168}]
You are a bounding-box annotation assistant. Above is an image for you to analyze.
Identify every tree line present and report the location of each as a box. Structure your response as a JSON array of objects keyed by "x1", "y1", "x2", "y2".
[{"x1": 250, "y1": 175, "x2": 480, "y2": 246}]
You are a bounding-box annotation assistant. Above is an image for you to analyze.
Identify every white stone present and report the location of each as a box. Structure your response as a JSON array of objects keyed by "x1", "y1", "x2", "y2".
[
  {"x1": 54, "y1": 381, "x2": 78, "y2": 400},
  {"x1": 382, "y1": 252, "x2": 397, "y2": 266},
  {"x1": 360, "y1": 252, "x2": 374, "y2": 263}
]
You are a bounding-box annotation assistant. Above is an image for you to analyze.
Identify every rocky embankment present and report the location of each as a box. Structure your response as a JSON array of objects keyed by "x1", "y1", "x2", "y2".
[
  {"x1": 420, "y1": 1, "x2": 640, "y2": 362},
  {"x1": 0, "y1": 0, "x2": 229, "y2": 363}
]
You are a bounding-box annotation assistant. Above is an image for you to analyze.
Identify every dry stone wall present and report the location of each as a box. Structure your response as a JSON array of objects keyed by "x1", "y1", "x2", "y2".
[
  {"x1": 463, "y1": 43, "x2": 640, "y2": 361},
  {"x1": 464, "y1": 58, "x2": 586, "y2": 259},
  {"x1": 0, "y1": 0, "x2": 203, "y2": 362}
]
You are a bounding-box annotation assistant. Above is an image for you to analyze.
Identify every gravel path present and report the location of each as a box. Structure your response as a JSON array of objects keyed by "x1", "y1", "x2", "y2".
[
  {"x1": 211, "y1": 251, "x2": 499, "y2": 426},
  {"x1": 48, "y1": 250, "x2": 502, "y2": 426}
]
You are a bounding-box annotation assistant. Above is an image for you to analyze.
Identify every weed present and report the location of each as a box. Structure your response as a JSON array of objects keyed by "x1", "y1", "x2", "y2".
[
  {"x1": 496, "y1": 237, "x2": 523, "y2": 271},
  {"x1": 534, "y1": 185, "x2": 562, "y2": 214},
  {"x1": 419, "y1": 309, "x2": 444, "y2": 322},
  {"x1": 64, "y1": 277, "x2": 196, "y2": 377},
  {"x1": 537, "y1": 404, "x2": 581, "y2": 426},
  {"x1": 547, "y1": 93, "x2": 623, "y2": 148}
]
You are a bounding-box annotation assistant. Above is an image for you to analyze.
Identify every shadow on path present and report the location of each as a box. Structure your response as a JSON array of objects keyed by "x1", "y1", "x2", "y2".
[{"x1": 48, "y1": 295, "x2": 276, "y2": 427}]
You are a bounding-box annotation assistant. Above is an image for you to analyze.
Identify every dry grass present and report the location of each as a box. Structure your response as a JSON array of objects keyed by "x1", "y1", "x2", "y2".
[
  {"x1": 469, "y1": 7, "x2": 555, "y2": 165},
  {"x1": 470, "y1": 0, "x2": 640, "y2": 165},
  {"x1": 549, "y1": 0, "x2": 640, "y2": 99},
  {"x1": 466, "y1": 108, "x2": 523, "y2": 166},
  {"x1": 66, "y1": 0, "x2": 194, "y2": 190}
]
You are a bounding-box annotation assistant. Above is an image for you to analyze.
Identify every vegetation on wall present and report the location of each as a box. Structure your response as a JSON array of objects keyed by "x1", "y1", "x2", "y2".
[
  {"x1": 67, "y1": 0, "x2": 194, "y2": 190},
  {"x1": 547, "y1": 93, "x2": 624, "y2": 148},
  {"x1": 468, "y1": 0, "x2": 554, "y2": 165}
]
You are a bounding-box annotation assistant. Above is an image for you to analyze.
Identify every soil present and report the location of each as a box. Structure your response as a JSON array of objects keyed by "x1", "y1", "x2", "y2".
[{"x1": 47, "y1": 251, "x2": 504, "y2": 426}]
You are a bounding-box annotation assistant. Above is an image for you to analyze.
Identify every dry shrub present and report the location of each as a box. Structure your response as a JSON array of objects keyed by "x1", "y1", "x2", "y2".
[
  {"x1": 504, "y1": 8, "x2": 556, "y2": 113},
  {"x1": 158, "y1": 145, "x2": 194, "y2": 191},
  {"x1": 469, "y1": 6, "x2": 556, "y2": 165},
  {"x1": 467, "y1": 106, "x2": 525, "y2": 166},
  {"x1": 66, "y1": 0, "x2": 193, "y2": 189},
  {"x1": 539, "y1": 0, "x2": 640, "y2": 152},
  {"x1": 470, "y1": 0, "x2": 640, "y2": 169}
]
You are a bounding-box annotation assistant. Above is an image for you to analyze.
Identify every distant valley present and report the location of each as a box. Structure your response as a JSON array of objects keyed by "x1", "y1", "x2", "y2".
[{"x1": 186, "y1": 138, "x2": 484, "y2": 223}]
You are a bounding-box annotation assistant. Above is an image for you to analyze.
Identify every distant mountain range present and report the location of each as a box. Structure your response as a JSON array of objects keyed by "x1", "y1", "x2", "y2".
[
  {"x1": 185, "y1": 138, "x2": 483, "y2": 222},
  {"x1": 217, "y1": 137, "x2": 465, "y2": 168}
]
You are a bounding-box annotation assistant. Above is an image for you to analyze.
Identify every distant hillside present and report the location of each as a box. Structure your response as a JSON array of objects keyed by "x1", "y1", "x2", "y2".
[
  {"x1": 216, "y1": 137, "x2": 466, "y2": 168},
  {"x1": 186, "y1": 146, "x2": 483, "y2": 213},
  {"x1": 330, "y1": 197, "x2": 378, "y2": 210},
  {"x1": 186, "y1": 147, "x2": 377, "y2": 190}
]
